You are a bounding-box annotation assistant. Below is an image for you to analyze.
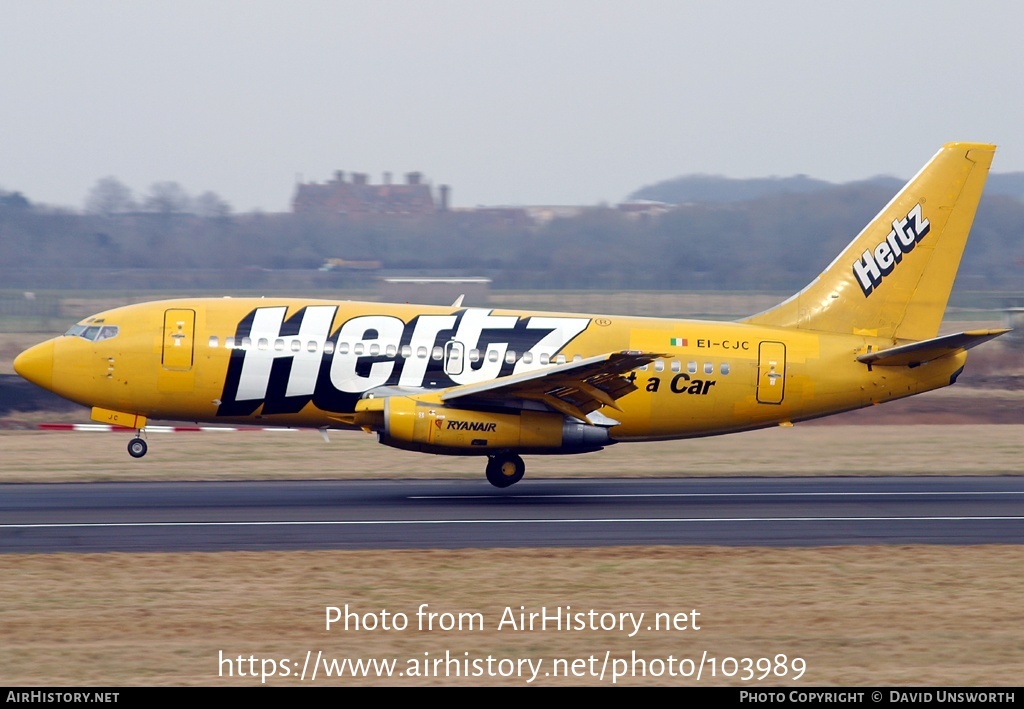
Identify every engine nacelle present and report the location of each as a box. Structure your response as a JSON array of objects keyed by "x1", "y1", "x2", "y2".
[{"x1": 377, "y1": 396, "x2": 611, "y2": 455}]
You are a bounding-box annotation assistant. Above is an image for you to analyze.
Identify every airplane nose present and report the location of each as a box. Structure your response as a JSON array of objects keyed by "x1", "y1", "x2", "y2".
[{"x1": 13, "y1": 340, "x2": 55, "y2": 392}]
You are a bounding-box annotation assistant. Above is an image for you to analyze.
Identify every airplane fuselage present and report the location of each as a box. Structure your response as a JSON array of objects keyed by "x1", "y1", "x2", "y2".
[{"x1": 38, "y1": 297, "x2": 965, "y2": 442}]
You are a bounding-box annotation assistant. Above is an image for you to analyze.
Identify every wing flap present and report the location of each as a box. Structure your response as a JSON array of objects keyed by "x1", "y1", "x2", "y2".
[
  {"x1": 856, "y1": 329, "x2": 1010, "y2": 367},
  {"x1": 441, "y1": 351, "x2": 660, "y2": 422}
]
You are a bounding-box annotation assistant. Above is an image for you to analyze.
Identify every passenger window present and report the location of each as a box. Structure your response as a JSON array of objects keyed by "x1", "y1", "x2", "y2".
[
  {"x1": 258, "y1": 338, "x2": 269, "y2": 351},
  {"x1": 307, "y1": 341, "x2": 318, "y2": 353},
  {"x1": 555, "y1": 354, "x2": 566, "y2": 364},
  {"x1": 432, "y1": 346, "x2": 443, "y2": 360},
  {"x1": 324, "y1": 341, "x2": 335, "y2": 354},
  {"x1": 338, "y1": 342, "x2": 350, "y2": 355},
  {"x1": 721, "y1": 363, "x2": 730, "y2": 375},
  {"x1": 505, "y1": 350, "x2": 517, "y2": 364},
  {"x1": 208, "y1": 336, "x2": 219, "y2": 348},
  {"x1": 289, "y1": 339, "x2": 300, "y2": 352},
  {"x1": 573, "y1": 354, "x2": 582, "y2": 362},
  {"x1": 671, "y1": 360, "x2": 680, "y2": 373},
  {"x1": 488, "y1": 350, "x2": 500, "y2": 363},
  {"x1": 539, "y1": 353, "x2": 550, "y2": 365},
  {"x1": 654, "y1": 360, "x2": 664, "y2": 372},
  {"x1": 400, "y1": 345, "x2": 411, "y2": 358},
  {"x1": 370, "y1": 343, "x2": 380, "y2": 356},
  {"x1": 225, "y1": 337, "x2": 236, "y2": 349},
  {"x1": 354, "y1": 343, "x2": 364, "y2": 355},
  {"x1": 468, "y1": 349, "x2": 481, "y2": 362},
  {"x1": 704, "y1": 362, "x2": 714, "y2": 375},
  {"x1": 241, "y1": 337, "x2": 252, "y2": 350},
  {"x1": 522, "y1": 351, "x2": 533, "y2": 364},
  {"x1": 274, "y1": 339, "x2": 285, "y2": 351},
  {"x1": 688, "y1": 361, "x2": 697, "y2": 374},
  {"x1": 385, "y1": 344, "x2": 397, "y2": 357}
]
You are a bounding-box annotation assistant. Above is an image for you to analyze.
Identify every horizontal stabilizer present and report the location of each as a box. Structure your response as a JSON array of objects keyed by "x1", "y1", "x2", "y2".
[{"x1": 856, "y1": 329, "x2": 1010, "y2": 367}]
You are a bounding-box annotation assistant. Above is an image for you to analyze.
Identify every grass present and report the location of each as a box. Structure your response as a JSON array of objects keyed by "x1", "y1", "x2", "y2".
[
  {"x1": 1, "y1": 546, "x2": 1022, "y2": 685},
  {"x1": 0, "y1": 424, "x2": 1021, "y2": 483}
]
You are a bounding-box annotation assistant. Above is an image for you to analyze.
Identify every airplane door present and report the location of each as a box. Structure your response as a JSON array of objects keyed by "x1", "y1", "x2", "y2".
[
  {"x1": 162, "y1": 309, "x2": 196, "y2": 371},
  {"x1": 444, "y1": 340, "x2": 465, "y2": 376},
  {"x1": 756, "y1": 341, "x2": 786, "y2": 405}
]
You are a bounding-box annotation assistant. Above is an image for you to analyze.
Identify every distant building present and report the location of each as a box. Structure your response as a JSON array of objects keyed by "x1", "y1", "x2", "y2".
[
  {"x1": 1004, "y1": 305, "x2": 1024, "y2": 345},
  {"x1": 524, "y1": 205, "x2": 586, "y2": 224},
  {"x1": 617, "y1": 200, "x2": 673, "y2": 220},
  {"x1": 378, "y1": 276, "x2": 490, "y2": 306},
  {"x1": 293, "y1": 170, "x2": 449, "y2": 217},
  {"x1": 457, "y1": 206, "x2": 533, "y2": 228}
]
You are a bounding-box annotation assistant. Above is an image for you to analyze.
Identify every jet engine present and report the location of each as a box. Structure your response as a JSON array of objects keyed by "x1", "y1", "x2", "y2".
[{"x1": 371, "y1": 395, "x2": 611, "y2": 455}]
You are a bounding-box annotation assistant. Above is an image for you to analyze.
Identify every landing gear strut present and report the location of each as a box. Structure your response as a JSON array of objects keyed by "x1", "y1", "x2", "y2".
[
  {"x1": 485, "y1": 452, "x2": 525, "y2": 488},
  {"x1": 127, "y1": 435, "x2": 148, "y2": 459}
]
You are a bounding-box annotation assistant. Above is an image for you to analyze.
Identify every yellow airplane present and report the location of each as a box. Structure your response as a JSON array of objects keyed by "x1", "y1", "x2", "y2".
[{"x1": 14, "y1": 142, "x2": 1010, "y2": 487}]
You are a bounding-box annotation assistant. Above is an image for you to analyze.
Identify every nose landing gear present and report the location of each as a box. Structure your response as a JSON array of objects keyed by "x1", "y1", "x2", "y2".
[{"x1": 127, "y1": 434, "x2": 148, "y2": 458}]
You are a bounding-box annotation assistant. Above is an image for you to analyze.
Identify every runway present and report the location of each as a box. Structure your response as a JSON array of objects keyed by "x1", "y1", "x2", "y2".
[{"x1": 2, "y1": 476, "x2": 1022, "y2": 552}]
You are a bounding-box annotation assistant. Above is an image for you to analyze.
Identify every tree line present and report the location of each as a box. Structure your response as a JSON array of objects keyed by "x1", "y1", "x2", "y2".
[{"x1": 1, "y1": 178, "x2": 1021, "y2": 292}]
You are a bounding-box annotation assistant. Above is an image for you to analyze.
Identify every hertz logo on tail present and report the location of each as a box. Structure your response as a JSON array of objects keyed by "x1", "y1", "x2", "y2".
[{"x1": 852, "y1": 203, "x2": 931, "y2": 296}]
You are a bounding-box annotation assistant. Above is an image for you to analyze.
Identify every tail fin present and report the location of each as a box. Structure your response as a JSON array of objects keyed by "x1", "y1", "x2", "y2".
[{"x1": 743, "y1": 142, "x2": 995, "y2": 341}]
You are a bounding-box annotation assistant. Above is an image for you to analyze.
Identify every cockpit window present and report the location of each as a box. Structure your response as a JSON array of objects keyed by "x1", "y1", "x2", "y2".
[{"x1": 65, "y1": 324, "x2": 119, "y2": 341}]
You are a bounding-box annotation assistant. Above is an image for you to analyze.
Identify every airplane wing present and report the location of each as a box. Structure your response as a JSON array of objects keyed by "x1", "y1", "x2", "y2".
[
  {"x1": 441, "y1": 351, "x2": 661, "y2": 423},
  {"x1": 856, "y1": 329, "x2": 1010, "y2": 367}
]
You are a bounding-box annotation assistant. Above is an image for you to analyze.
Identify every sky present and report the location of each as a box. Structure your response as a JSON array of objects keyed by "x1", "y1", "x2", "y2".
[{"x1": 2, "y1": 0, "x2": 1023, "y2": 212}]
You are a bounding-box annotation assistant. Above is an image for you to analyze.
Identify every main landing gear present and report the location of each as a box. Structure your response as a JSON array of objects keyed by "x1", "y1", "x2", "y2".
[
  {"x1": 127, "y1": 434, "x2": 148, "y2": 459},
  {"x1": 485, "y1": 452, "x2": 525, "y2": 488}
]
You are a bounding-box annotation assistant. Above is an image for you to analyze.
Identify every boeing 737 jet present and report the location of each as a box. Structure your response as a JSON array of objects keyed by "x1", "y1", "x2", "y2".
[{"x1": 14, "y1": 143, "x2": 1009, "y2": 486}]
